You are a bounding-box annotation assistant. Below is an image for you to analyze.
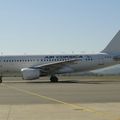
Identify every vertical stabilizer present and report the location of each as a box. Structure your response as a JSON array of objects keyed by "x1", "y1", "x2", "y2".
[{"x1": 102, "y1": 30, "x2": 120, "y2": 54}]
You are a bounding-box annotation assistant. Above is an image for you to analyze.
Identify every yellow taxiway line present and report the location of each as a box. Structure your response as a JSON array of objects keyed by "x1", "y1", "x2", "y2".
[{"x1": 1, "y1": 83, "x2": 117, "y2": 119}]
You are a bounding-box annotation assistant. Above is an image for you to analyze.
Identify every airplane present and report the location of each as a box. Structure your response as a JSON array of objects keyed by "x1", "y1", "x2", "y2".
[{"x1": 0, "y1": 30, "x2": 120, "y2": 83}]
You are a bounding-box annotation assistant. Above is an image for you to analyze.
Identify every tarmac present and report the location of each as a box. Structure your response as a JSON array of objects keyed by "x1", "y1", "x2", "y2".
[{"x1": 0, "y1": 76, "x2": 120, "y2": 120}]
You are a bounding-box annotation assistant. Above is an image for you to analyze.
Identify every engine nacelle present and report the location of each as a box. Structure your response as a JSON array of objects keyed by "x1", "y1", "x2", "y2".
[{"x1": 21, "y1": 68, "x2": 40, "y2": 80}]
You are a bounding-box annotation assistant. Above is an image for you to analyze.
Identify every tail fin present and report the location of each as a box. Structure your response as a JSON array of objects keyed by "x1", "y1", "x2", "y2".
[{"x1": 102, "y1": 30, "x2": 120, "y2": 54}]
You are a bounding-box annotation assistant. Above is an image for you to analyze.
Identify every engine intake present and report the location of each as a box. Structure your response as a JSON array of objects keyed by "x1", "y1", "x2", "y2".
[{"x1": 21, "y1": 68, "x2": 40, "y2": 80}]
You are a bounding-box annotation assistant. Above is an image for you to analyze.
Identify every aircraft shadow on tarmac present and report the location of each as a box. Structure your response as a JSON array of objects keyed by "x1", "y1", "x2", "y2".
[
  {"x1": 28, "y1": 80, "x2": 120, "y2": 84},
  {"x1": 4, "y1": 79, "x2": 120, "y2": 84}
]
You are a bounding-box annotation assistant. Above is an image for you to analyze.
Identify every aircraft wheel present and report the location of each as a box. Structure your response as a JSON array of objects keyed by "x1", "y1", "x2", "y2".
[
  {"x1": 50, "y1": 76, "x2": 58, "y2": 83},
  {"x1": 0, "y1": 77, "x2": 2, "y2": 83}
]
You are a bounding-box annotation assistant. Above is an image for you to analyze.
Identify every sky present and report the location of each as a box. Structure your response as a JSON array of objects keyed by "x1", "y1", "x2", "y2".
[{"x1": 0, "y1": 0, "x2": 120, "y2": 55}]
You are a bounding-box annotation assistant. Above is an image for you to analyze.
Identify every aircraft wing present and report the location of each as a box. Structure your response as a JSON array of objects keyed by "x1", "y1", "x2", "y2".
[{"x1": 30, "y1": 59, "x2": 79, "y2": 75}]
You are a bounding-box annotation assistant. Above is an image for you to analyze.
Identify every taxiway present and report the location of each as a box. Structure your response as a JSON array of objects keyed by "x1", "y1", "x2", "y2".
[{"x1": 0, "y1": 76, "x2": 120, "y2": 120}]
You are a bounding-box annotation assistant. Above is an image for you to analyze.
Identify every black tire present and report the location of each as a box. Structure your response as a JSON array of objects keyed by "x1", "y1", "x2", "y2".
[
  {"x1": 50, "y1": 76, "x2": 58, "y2": 83},
  {"x1": 0, "y1": 77, "x2": 2, "y2": 83}
]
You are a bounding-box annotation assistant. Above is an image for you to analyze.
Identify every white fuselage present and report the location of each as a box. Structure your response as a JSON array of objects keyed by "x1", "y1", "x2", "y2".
[{"x1": 0, "y1": 53, "x2": 117, "y2": 77}]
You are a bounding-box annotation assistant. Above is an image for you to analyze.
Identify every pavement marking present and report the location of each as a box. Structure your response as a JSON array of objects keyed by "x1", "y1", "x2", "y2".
[
  {"x1": 0, "y1": 83, "x2": 115, "y2": 119},
  {"x1": 6, "y1": 106, "x2": 12, "y2": 120}
]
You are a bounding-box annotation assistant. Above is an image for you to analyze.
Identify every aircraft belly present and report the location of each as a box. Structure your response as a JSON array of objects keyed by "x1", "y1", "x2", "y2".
[
  {"x1": 58, "y1": 61, "x2": 115, "y2": 74},
  {"x1": 57, "y1": 63, "x2": 98, "y2": 74}
]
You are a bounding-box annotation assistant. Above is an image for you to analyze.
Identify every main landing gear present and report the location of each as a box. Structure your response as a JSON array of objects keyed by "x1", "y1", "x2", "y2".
[
  {"x1": 0, "y1": 76, "x2": 2, "y2": 83},
  {"x1": 50, "y1": 75, "x2": 58, "y2": 83}
]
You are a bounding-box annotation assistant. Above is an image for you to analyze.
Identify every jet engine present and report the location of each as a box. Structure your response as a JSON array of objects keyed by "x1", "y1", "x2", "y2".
[{"x1": 21, "y1": 68, "x2": 40, "y2": 80}]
